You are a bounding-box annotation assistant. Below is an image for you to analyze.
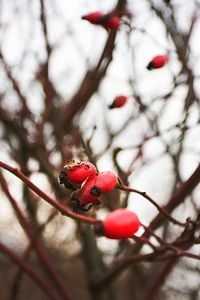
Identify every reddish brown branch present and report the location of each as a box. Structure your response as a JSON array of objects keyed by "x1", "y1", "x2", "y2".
[
  {"x1": 150, "y1": 163, "x2": 200, "y2": 230},
  {"x1": 0, "y1": 171, "x2": 71, "y2": 300},
  {"x1": 9, "y1": 209, "x2": 58, "y2": 300},
  {"x1": 142, "y1": 259, "x2": 176, "y2": 300},
  {"x1": 61, "y1": 0, "x2": 127, "y2": 131},
  {"x1": 0, "y1": 242, "x2": 60, "y2": 300},
  {"x1": 0, "y1": 160, "x2": 96, "y2": 224},
  {"x1": 91, "y1": 164, "x2": 200, "y2": 288},
  {"x1": 39, "y1": 0, "x2": 51, "y2": 57},
  {"x1": 0, "y1": 50, "x2": 32, "y2": 117}
]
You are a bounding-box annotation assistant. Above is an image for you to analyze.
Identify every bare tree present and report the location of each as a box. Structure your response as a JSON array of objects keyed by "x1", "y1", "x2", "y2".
[{"x1": 0, "y1": 1, "x2": 200, "y2": 300}]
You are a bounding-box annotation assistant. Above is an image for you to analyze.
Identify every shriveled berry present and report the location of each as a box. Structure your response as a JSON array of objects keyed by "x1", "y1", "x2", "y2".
[
  {"x1": 147, "y1": 54, "x2": 169, "y2": 70},
  {"x1": 94, "y1": 208, "x2": 140, "y2": 239},
  {"x1": 109, "y1": 95, "x2": 128, "y2": 109},
  {"x1": 59, "y1": 160, "x2": 97, "y2": 187}
]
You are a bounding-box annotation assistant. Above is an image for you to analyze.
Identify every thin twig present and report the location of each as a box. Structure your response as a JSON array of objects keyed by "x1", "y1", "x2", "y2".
[
  {"x1": 0, "y1": 160, "x2": 96, "y2": 224},
  {"x1": 0, "y1": 242, "x2": 60, "y2": 300},
  {"x1": 118, "y1": 183, "x2": 185, "y2": 227}
]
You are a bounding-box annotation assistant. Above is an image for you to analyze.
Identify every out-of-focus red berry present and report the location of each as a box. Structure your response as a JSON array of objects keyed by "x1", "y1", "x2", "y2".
[
  {"x1": 146, "y1": 54, "x2": 169, "y2": 70},
  {"x1": 105, "y1": 16, "x2": 121, "y2": 30},
  {"x1": 109, "y1": 95, "x2": 128, "y2": 109},
  {"x1": 81, "y1": 12, "x2": 104, "y2": 24},
  {"x1": 94, "y1": 208, "x2": 140, "y2": 239}
]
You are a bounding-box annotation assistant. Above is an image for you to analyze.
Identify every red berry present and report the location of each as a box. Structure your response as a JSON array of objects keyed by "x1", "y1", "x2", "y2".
[
  {"x1": 59, "y1": 160, "x2": 96, "y2": 187},
  {"x1": 147, "y1": 54, "x2": 169, "y2": 70},
  {"x1": 79, "y1": 176, "x2": 100, "y2": 206},
  {"x1": 105, "y1": 16, "x2": 121, "y2": 30},
  {"x1": 95, "y1": 209, "x2": 140, "y2": 239},
  {"x1": 109, "y1": 95, "x2": 128, "y2": 109},
  {"x1": 92, "y1": 171, "x2": 118, "y2": 193},
  {"x1": 81, "y1": 12, "x2": 104, "y2": 24},
  {"x1": 79, "y1": 171, "x2": 117, "y2": 205}
]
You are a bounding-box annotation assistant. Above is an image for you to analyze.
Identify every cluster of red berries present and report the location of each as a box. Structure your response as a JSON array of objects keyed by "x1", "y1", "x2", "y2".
[
  {"x1": 59, "y1": 160, "x2": 118, "y2": 210},
  {"x1": 59, "y1": 160, "x2": 140, "y2": 239},
  {"x1": 82, "y1": 11, "x2": 121, "y2": 30},
  {"x1": 60, "y1": 13, "x2": 169, "y2": 239}
]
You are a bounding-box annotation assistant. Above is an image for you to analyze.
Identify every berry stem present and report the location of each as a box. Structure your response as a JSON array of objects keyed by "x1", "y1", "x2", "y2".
[{"x1": 117, "y1": 181, "x2": 185, "y2": 227}]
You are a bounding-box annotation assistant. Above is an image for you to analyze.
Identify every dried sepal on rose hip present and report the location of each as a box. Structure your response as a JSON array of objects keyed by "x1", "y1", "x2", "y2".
[
  {"x1": 146, "y1": 54, "x2": 169, "y2": 70},
  {"x1": 79, "y1": 176, "x2": 100, "y2": 207},
  {"x1": 94, "y1": 208, "x2": 140, "y2": 239},
  {"x1": 70, "y1": 176, "x2": 102, "y2": 212},
  {"x1": 70, "y1": 180, "x2": 101, "y2": 212},
  {"x1": 58, "y1": 160, "x2": 97, "y2": 190}
]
